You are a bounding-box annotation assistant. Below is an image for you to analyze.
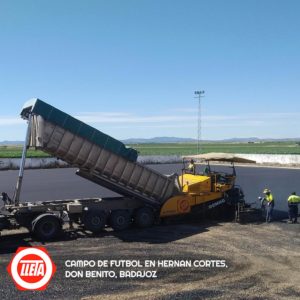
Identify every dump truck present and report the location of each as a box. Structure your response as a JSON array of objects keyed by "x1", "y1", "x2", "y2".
[{"x1": 0, "y1": 99, "x2": 254, "y2": 240}]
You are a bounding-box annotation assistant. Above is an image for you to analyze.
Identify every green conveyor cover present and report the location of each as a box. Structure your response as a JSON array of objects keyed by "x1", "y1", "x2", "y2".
[{"x1": 21, "y1": 98, "x2": 138, "y2": 162}]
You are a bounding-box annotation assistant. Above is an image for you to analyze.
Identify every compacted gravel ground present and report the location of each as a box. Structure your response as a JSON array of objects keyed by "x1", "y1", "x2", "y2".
[{"x1": 0, "y1": 218, "x2": 299, "y2": 300}]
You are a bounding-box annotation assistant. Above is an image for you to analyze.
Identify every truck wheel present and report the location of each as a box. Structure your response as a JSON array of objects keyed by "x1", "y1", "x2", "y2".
[
  {"x1": 83, "y1": 210, "x2": 107, "y2": 233},
  {"x1": 134, "y1": 207, "x2": 154, "y2": 228},
  {"x1": 109, "y1": 210, "x2": 131, "y2": 231},
  {"x1": 32, "y1": 215, "x2": 62, "y2": 241}
]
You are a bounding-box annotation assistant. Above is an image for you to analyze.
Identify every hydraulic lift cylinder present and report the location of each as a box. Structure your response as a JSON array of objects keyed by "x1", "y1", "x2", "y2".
[{"x1": 13, "y1": 114, "x2": 32, "y2": 206}]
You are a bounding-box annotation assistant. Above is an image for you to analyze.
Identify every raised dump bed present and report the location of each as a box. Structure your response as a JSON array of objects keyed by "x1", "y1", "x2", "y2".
[{"x1": 21, "y1": 99, "x2": 180, "y2": 206}]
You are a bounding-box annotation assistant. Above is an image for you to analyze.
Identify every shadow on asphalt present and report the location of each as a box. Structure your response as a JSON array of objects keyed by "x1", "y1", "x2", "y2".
[
  {"x1": 0, "y1": 209, "x2": 291, "y2": 255},
  {"x1": 0, "y1": 233, "x2": 32, "y2": 254},
  {"x1": 238, "y1": 208, "x2": 288, "y2": 225},
  {"x1": 0, "y1": 218, "x2": 219, "y2": 254}
]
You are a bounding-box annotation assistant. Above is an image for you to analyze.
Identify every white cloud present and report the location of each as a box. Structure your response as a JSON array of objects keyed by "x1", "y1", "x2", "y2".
[
  {"x1": 0, "y1": 117, "x2": 23, "y2": 125},
  {"x1": 169, "y1": 108, "x2": 198, "y2": 113},
  {"x1": 0, "y1": 110, "x2": 299, "y2": 140},
  {"x1": 74, "y1": 111, "x2": 300, "y2": 125},
  {"x1": 75, "y1": 112, "x2": 198, "y2": 123},
  {"x1": 0, "y1": 111, "x2": 299, "y2": 128},
  {"x1": 101, "y1": 123, "x2": 196, "y2": 129}
]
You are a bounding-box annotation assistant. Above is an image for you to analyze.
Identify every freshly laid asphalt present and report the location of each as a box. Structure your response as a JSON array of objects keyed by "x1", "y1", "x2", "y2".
[
  {"x1": 0, "y1": 164, "x2": 299, "y2": 300},
  {"x1": 1, "y1": 164, "x2": 299, "y2": 212}
]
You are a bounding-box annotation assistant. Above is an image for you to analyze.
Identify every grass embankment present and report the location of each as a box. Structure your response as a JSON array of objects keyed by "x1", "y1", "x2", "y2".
[{"x1": 0, "y1": 142, "x2": 300, "y2": 158}]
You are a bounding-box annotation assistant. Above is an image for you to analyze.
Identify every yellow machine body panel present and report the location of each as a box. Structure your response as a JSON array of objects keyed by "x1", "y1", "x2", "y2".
[
  {"x1": 159, "y1": 195, "x2": 194, "y2": 217},
  {"x1": 180, "y1": 174, "x2": 211, "y2": 193},
  {"x1": 159, "y1": 192, "x2": 224, "y2": 217},
  {"x1": 159, "y1": 172, "x2": 235, "y2": 218}
]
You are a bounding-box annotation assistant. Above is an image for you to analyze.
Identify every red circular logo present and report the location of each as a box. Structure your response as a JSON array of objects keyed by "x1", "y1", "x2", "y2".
[
  {"x1": 178, "y1": 199, "x2": 190, "y2": 212},
  {"x1": 7, "y1": 247, "x2": 56, "y2": 291}
]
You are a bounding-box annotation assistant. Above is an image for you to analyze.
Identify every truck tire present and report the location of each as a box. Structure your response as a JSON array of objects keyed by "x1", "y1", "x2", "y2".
[
  {"x1": 83, "y1": 210, "x2": 107, "y2": 233},
  {"x1": 109, "y1": 210, "x2": 131, "y2": 231},
  {"x1": 32, "y1": 214, "x2": 62, "y2": 241},
  {"x1": 134, "y1": 207, "x2": 154, "y2": 228}
]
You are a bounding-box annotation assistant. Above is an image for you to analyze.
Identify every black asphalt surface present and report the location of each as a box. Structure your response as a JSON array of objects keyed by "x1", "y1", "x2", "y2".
[
  {"x1": 1, "y1": 164, "x2": 299, "y2": 212},
  {"x1": 0, "y1": 164, "x2": 299, "y2": 300}
]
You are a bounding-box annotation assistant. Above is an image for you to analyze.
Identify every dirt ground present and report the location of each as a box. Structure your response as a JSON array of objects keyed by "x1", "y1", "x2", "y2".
[
  {"x1": 83, "y1": 222, "x2": 300, "y2": 300},
  {"x1": 0, "y1": 215, "x2": 299, "y2": 300}
]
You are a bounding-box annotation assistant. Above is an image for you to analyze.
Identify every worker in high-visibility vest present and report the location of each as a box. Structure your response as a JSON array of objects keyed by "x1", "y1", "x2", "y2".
[
  {"x1": 287, "y1": 192, "x2": 300, "y2": 223},
  {"x1": 263, "y1": 188, "x2": 274, "y2": 223},
  {"x1": 187, "y1": 159, "x2": 196, "y2": 175}
]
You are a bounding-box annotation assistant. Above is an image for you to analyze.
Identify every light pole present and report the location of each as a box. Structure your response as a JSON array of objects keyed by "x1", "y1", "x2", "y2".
[{"x1": 194, "y1": 90, "x2": 205, "y2": 154}]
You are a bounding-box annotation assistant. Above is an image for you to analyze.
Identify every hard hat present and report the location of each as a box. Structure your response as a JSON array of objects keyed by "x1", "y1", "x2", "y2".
[{"x1": 263, "y1": 188, "x2": 270, "y2": 194}]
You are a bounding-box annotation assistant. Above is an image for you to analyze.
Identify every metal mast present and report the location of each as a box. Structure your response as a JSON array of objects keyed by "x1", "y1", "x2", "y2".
[{"x1": 194, "y1": 90, "x2": 205, "y2": 154}]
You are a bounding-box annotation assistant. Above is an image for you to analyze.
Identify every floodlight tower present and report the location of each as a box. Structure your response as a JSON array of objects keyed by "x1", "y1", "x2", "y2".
[{"x1": 194, "y1": 90, "x2": 205, "y2": 154}]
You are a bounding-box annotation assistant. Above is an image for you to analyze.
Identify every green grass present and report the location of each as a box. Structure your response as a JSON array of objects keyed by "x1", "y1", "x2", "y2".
[
  {"x1": 0, "y1": 146, "x2": 49, "y2": 158},
  {"x1": 0, "y1": 142, "x2": 300, "y2": 158},
  {"x1": 130, "y1": 142, "x2": 300, "y2": 156}
]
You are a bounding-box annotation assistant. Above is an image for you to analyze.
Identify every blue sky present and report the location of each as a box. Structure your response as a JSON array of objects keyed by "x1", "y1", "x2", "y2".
[{"x1": 0, "y1": 0, "x2": 300, "y2": 141}]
